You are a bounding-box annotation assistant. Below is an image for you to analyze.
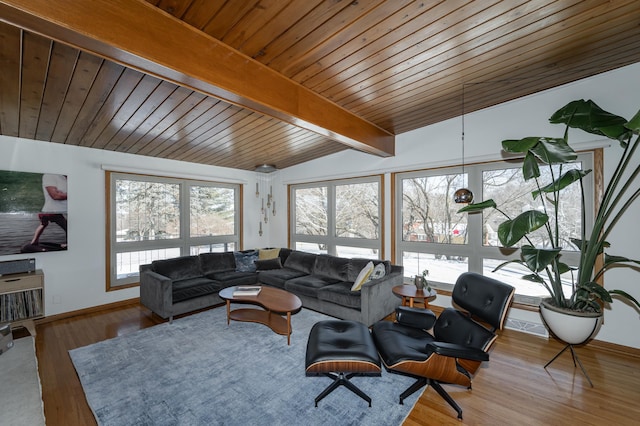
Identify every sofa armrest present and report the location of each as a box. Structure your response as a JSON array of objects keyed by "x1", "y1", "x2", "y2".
[
  {"x1": 139, "y1": 269, "x2": 173, "y2": 319},
  {"x1": 359, "y1": 266, "x2": 404, "y2": 326}
]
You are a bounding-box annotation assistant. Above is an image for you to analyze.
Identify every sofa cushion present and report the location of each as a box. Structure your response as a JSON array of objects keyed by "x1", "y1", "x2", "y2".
[
  {"x1": 285, "y1": 275, "x2": 337, "y2": 298},
  {"x1": 205, "y1": 270, "x2": 257, "y2": 287},
  {"x1": 259, "y1": 248, "x2": 280, "y2": 260},
  {"x1": 172, "y1": 277, "x2": 222, "y2": 303},
  {"x1": 255, "y1": 258, "x2": 282, "y2": 270},
  {"x1": 312, "y1": 255, "x2": 349, "y2": 282},
  {"x1": 153, "y1": 256, "x2": 202, "y2": 281},
  {"x1": 347, "y1": 258, "x2": 391, "y2": 282},
  {"x1": 199, "y1": 252, "x2": 236, "y2": 275},
  {"x1": 234, "y1": 250, "x2": 258, "y2": 272},
  {"x1": 318, "y1": 282, "x2": 362, "y2": 309},
  {"x1": 283, "y1": 251, "x2": 316, "y2": 274},
  {"x1": 258, "y1": 268, "x2": 307, "y2": 289}
]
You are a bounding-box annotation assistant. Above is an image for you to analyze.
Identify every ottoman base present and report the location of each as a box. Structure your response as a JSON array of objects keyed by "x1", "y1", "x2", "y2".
[{"x1": 305, "y1": 320, "x2": 381, "y2": 407}]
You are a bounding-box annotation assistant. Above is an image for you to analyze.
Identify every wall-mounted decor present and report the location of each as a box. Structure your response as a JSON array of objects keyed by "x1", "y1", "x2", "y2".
[{"x1": 0, "y1": 170, "x2": 68, "y2": 255}]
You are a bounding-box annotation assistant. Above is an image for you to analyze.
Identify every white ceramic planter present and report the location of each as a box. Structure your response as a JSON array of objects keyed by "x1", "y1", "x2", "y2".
[{"x1": 539, "y1": 299, "x2": 602, "y2": 344}]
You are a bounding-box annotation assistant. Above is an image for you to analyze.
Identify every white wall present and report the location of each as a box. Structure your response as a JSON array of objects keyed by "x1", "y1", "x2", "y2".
[
  {"x1": 1, "y1": 62, "x2": 638, "y2": 348},
  {"x1": 0, "y1": 138, "x2": 259, "y2": 316},
  {"x1": 278, "y1": 62, "x2": 640, "y2": 349}
]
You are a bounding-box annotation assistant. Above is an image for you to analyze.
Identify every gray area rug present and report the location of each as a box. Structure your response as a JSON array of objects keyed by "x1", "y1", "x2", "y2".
[
  {"x1": 70, "y1": 307, "x2": 421, "y2": 425},
  {"x1": 1, "y1": 336, "x2": 46, "y2": 426}
]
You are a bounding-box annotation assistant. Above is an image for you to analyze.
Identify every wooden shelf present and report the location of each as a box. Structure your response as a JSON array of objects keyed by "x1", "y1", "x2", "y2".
[{"x1": 0, "y1": 269, "x2": 44, "y2": 336}]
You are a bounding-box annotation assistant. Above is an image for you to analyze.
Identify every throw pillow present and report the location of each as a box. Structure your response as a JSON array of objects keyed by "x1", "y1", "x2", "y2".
[
  {"x1": 370, "y1": 263, "x2": 386, "y2": 280},
  {"x1": 259, "y1": 247, "x2": 280, "y2": 260},
  {"x1": 255, "y1": 258, "x2": 283, "y2": 271},
  {"x1": 234, "y1": 251, "x2": 258, "y2": 272},
  {"x1": 351, "y1": 261, "x2": 374, "y2": 291}
]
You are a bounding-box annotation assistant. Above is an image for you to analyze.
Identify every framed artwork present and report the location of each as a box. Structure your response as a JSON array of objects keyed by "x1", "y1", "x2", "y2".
[{"x1": 0, "y1": 170, "x2": 68, "y2": 256}]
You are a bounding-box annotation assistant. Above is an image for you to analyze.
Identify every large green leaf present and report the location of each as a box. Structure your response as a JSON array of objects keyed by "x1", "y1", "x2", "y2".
[
  {"x1": 498, "y1": 211, "x2": 548, "y2": 246},
  {"x1": 521, "y1": 151, "x2": 540, "y2": 180},
  {"x1": 577, "y1": 281, "x2": 612, "y2": 302},
  {"x1": 604, "y1": 254, "x2": 640, "y2": 268},
  {"x1": 502, "y1": 137, "x2": 576, "y2": 165},
  {"x1": 501, "y1": 137, "x2": 540, "y2": 153},
  {"x1": 532, "y1": 169, "x2": 591, "y2": 199},
  {"x1": 521, "y1": 245, "x2": 561, "y2": 272},
  {"x1": 549, "y1": 99, "x2": 632, "y2": 142},
  {"x1": 457, "y1": 199, "x2": 496, "y2": 213},
  {"x1": 626, "y1": 109, "x2": 640, "y2": 133},
  {"x1": 609, "y1": 290, "x2": 640, "y2": 308}
]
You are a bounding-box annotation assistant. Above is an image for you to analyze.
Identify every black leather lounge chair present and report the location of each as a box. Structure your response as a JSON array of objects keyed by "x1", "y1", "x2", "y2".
[{"x1": 371, "y1": 272, "x2": 515, "y2": 419}]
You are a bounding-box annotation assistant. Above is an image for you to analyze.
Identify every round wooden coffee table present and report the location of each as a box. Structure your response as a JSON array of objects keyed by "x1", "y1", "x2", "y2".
[
  {"x1": 392, "y1": 284, "x2": 437, "y2": 308},
  {"x1": 219, "y1": 285, "x2": 302, "y2": 345}
]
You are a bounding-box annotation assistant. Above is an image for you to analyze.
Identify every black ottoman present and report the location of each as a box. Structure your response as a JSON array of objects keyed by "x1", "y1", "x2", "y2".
[{"x1": 305, "y1": 320, "x2": 381, "y2": 407}]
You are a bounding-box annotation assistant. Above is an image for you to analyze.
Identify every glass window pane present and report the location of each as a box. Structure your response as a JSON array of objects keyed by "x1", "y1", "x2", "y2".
[
  {"x1": 483, "y1": 163, "x2": 582, "y2": 250},
  {"x1": 335, "y1": 182, "x2": 378, "y2": 239},
  {"x1": 295, "y1": 241, "x2": 327, "y2": 254},
  {"x1": 401, "y1": 174, "x2": 467, "y2": 244},
  {"x1": 116, "y1": 179, "x2": 180, "y2": 242},
  {"x1": 402, "y1": 251, "x2": 468, "y2": 285},
  {"x1": 336, "y1": 246, "x2": 378, "y2": 259},
  {"x1": 190, "y1": 186, "x2": 235, "y2": 237},
  {"x1": 295, "y1": 187, "x2": 328, "y2": 236},
  {"x1": 190, "y1": 242, "x2": 235, "y2": 255},
  {"x1": 116, "y1": 248, "x2": 181, "y2": 279}
]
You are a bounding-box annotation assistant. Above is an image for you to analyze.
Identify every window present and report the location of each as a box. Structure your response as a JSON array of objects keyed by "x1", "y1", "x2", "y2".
[
  {"x1": 290, "y1": 176, "x2": 382, "y2": 258},
  {"x1": 107, "y1": 172, "x2": 240, "y2": 289},
  {"x1": 395, "y1": 153, "x2": 594, "y2": 305}
]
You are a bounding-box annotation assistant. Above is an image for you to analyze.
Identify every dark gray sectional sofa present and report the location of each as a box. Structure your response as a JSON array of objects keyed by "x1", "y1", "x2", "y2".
[{"x1": 139, "y1": 248, "x2": 403, "y2": 326}]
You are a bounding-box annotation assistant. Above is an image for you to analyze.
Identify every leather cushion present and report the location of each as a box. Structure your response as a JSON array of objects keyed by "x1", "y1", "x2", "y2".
[
  {"x1": 305, "y1": 320, "x2": 380, "y2": 371},
  {"x1": 452, "y1": 272, "x2": 515, "y2": 330},
  {"x1": 433, "y1": 308, "x2": 497, "y2": 351},
  {"x1": 371, "y1": 320, "x2": 435, "y2": 366}
]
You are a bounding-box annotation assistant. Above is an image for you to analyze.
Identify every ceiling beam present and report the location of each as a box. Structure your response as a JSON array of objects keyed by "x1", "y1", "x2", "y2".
[{"x1": 0, "y1": 0, "x2": 394, "y2": 157}]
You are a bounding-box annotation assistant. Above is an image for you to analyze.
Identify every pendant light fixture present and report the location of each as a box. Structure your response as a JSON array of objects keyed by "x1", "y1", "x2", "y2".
[{"x1": 454, "y1": 84, "x2": 473, "y2": 204}]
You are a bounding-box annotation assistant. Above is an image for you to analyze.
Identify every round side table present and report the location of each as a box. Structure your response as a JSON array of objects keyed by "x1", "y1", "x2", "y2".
[{"x1": 392, "y1": 285, "x2": 437, "y2": 308}]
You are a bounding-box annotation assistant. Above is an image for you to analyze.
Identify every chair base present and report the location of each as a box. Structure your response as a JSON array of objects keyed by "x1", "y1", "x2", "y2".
[
  {"x1": 544, "y1": 343, "x2": 594, "y2": 387},
  {"x1": 314, "y1": 372, "x2": 372, "y2": 407},
  {"x1": 399, "y1": 377, "x2": 464, "y2": 420}
]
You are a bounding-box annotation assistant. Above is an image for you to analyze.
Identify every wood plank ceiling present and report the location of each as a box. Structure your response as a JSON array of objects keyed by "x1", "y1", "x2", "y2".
[{"x1": 1, "y1": 0, "x2": 640, "y2": 171}]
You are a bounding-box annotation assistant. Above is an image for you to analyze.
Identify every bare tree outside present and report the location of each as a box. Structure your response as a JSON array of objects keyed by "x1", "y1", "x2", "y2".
[
  {"x1": 336, "y1": 182, "x2": 379, "y2": 239},
  {"x1": 190, "y1": 186, "x2": 235, "y2": 237},
  {"x1": 116, "y1": 180, "x2": 180, "y2": 241},
  {"x1": 295, "y1": 186, "x2": 328, "y2": 236},
  {"x1": 401, "y1": 174, "x2": 467, "y2": 245},
  {"x1": 483, "y1": 164, "x2": 582, "y2": 250}
]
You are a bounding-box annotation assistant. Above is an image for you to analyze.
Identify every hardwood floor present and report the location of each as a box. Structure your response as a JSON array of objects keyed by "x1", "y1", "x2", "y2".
[{"x1": 32, "y1": 302, "x2": 640, "y2": 425}]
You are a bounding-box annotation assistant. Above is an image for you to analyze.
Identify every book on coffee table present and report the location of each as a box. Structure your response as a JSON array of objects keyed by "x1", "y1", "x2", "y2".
[{"x1": 233, "y1": 286, "x2": 261, "y2": 296}]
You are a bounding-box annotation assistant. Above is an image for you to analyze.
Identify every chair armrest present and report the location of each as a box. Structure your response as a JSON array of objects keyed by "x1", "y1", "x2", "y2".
[
  {"x1": 426, "y1": 341, "x2": 489, "y2": 362},
  {"x1": 396, "y1": 306, "x2": 437, "y2": 329}
]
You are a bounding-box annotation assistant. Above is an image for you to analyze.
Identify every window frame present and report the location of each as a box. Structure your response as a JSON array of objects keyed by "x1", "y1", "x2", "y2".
[
  {"x1": 393, "y1": 152, "x2": 595, "y2": 306},
  {"x1": 289, "y1": 175, "x2": 383, "y2": 258},
  {"x1": 106, "y1": 171, "x2": 241, "y2": 290}
]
